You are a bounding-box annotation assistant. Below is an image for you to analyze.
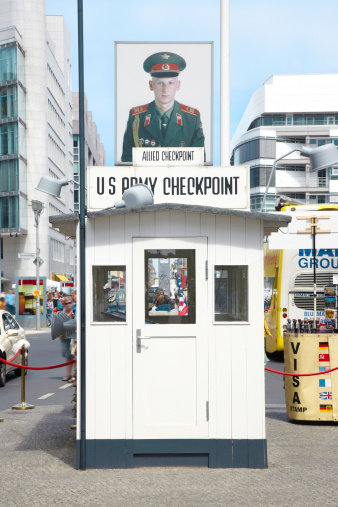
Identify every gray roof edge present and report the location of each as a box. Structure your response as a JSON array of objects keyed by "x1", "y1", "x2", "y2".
[
  {"x1": 49, "y1": 204, "x2": 291, "y2": 224},
  {"x1": 86, "y1": 203, "x2": 291, "y2": 223}
]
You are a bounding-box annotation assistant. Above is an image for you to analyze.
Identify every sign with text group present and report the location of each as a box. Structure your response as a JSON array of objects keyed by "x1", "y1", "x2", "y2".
[{"x1": 87, "y1": 166, "x2": 250, "y2": 211}]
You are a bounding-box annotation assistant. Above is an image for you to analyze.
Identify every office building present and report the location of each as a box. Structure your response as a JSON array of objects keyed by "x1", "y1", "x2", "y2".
[
  {"x1": 72, "y1": 92, "x2": 106, "y2": 213},
  {"x1": 231, "y1": 74, "x2": 338, "y2": 211}
]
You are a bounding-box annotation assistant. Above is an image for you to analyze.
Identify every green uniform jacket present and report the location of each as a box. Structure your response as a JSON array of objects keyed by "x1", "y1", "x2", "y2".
[{"x1": 121, "y1": 100, "x2": 204, "y2": 163}]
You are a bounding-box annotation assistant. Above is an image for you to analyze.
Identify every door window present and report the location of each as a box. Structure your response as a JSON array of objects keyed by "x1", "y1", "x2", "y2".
[{"x1": 145, "y1": 249, "x2": 196, "y2": 324}]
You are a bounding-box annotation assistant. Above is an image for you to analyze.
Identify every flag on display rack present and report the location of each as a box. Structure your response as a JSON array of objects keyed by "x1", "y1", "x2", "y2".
[{"x1": 176, "y1": 273, "x2": 188, "y2": 316}]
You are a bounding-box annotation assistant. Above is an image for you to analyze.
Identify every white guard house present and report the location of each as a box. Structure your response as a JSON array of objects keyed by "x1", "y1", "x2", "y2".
[{"x1": 50, "y1": 194, "x2": 290, "y2": 469}]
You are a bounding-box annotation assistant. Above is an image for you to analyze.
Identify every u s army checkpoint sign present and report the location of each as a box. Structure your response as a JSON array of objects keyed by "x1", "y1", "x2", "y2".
[{"x1": 87, "y1": 165, "x2": 250, "y2": 211}]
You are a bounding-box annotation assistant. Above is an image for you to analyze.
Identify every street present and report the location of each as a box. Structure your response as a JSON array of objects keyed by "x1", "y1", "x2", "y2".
[
  {"x1": 0, "y1": 329, "x2": 285, "y2": 412},
  {"x1": 0, "y1": 329, "x2": 75, "y2": 412},
  {"x1": 0, "y1": 331, "x2": 337, "y2": 506}
]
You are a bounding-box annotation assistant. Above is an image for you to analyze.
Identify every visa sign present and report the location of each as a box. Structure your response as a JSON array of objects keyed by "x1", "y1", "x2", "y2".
[{"x1": 298, "y1": 249, "x2": 338, "y2": 269}]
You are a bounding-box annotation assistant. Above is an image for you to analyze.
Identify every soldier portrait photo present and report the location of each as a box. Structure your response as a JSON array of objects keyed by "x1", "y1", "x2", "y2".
[{"x1": 119, "y1": 49, "x2": 208, "y2": 163}]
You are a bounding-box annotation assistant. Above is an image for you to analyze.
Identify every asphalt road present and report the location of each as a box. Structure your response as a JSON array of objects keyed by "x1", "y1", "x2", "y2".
[
  {"x1": 0, "y1": 328, "x2": 286, "y2": 411},
  {"x1": 0, "y1": 329, "x2": 74, "y2": 411}
]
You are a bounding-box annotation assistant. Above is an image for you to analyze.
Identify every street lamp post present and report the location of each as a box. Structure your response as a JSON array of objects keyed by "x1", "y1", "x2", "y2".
[
  {"x1": 260, "y1": 144, "x2": 338, "y2": 212},
  {"x1": 31, "y1": 200, "x2": 43, "y2": 330}
]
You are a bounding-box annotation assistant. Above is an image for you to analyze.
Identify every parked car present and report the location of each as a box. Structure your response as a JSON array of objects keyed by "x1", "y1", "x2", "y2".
[{"x1": 0, "y1": 310, "x2": 27, "y2": 387}]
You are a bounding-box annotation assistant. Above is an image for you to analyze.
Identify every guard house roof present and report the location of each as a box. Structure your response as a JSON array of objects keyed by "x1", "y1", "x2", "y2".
[{"x1": 49, "y1": 203, "x2": 291, "y2": 239}]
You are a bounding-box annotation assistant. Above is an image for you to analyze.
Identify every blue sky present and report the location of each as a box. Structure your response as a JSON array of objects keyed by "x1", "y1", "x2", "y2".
[{"x1": 46, "y1": 0, "x2": 338, "y2": 165}]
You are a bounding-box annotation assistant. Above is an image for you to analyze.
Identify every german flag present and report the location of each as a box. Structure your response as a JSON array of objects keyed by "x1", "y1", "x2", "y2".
[
  {"x1": 319, "y1": 342, "x2": 329, "y2": 352},
  {"x1": 320, "y1": 404, "x2": 333, "y2": 412}
]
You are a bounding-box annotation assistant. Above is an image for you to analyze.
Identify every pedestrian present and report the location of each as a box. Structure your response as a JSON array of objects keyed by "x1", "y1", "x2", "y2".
[
  {"x1": 121, "y1": 52, "x2": 205, "y2": 162},
  {"x1": 52, "y1": 293, "x2": 63, "y2": 313},
  {"x1": 5, "y1": 289, "x2": 16, "y2": 315},
  {"x1": 60, "y1": 296, "x2": 75, "y2": 382}
]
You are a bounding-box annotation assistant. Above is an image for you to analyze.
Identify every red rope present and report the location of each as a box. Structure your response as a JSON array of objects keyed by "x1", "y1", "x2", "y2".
[
  {"x1": 0, "y1": 356, "x2": 75, "y2": 370},
  {"x1": 265, "y1": 366, "x2": 338, "y2": 377},
  {"x1": 8, "y1": 348, "x2": 22, "y2": 363}
]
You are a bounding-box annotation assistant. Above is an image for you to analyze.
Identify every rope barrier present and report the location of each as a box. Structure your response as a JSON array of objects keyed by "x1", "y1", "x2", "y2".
[
  {"x1": 8, "y1": 348, "x2": 22, "y2": 363},
  {"x1": 0, "y1": 355, "x2": 75, "y2": 370},
  {"x1": 2, "y1": 348, "x2": 337, "y2": 376},
  {"x1": 265, "y1": 366, "x2": 338, "y2": 377}
]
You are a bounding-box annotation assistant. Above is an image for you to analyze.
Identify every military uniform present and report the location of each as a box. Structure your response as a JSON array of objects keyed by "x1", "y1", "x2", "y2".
[{"x1": 121, "y1": 100, "x2": 204, "y2": 162}]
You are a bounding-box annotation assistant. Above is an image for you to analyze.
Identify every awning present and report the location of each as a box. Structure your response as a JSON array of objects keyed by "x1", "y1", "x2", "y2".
[
  {"x1": 47, "y1": 279, "x2": 60, "y2": 291},
  {"x1": 55, "y1": 274, "x2": 69, "y2": 282}
]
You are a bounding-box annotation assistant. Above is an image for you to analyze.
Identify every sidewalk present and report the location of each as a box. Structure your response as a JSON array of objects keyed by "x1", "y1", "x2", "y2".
[{"x1": 0, "y1": 402, "x2": 337, "y2": 506}]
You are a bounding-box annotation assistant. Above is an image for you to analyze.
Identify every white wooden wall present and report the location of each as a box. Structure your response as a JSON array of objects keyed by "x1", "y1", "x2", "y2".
[{"x1": 83, "y1": 210, "x2": 265, "y2": 441}]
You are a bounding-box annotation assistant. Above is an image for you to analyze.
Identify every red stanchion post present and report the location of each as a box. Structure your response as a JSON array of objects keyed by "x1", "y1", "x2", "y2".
[{"x1": 12, "y1": 345, "x2": 35, "y2": 411}]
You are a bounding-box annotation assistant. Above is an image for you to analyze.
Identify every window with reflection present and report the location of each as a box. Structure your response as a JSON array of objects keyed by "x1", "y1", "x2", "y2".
[
  {"x1": 92, "y1": 266, "x2": 126, "y2": 322},
  {"x1": 145, "y1": 249, "x2": 196, "y2": 324},
  {"x1": 214, "y1": 266, "x2": 248, "y2": 322}
]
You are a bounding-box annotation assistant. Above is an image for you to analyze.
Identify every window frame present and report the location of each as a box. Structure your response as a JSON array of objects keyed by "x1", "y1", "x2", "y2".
[{"x1": 213, "y1": 265, "x2": 249, "y2": 325}]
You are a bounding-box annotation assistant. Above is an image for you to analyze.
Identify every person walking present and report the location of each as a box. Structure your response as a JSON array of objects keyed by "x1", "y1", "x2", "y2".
[
  {"x1": 5, "y1": 289, "x2": 16, "y2": 315},
  {"x1": 59, "y1": 296, "x2": 75, "y2": 382}
]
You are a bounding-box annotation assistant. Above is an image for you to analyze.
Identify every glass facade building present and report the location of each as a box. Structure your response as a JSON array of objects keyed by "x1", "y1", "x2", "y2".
[{"x1": 0, "y1": 42, "x2": 26, "y2": 232}]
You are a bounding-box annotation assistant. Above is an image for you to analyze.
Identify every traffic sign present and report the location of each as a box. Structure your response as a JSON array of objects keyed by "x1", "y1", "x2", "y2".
[
  {"x1": 18, "y1": 253, "x2": 35, "y2": 260},
  {"x1": 33, "y1": 257, "x2": 44, "y2": 267}
]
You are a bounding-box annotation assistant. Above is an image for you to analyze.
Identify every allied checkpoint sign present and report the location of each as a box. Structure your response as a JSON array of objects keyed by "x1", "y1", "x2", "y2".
[{"x1": 87, "y1": 159, "x2": 250, "y2": 211}]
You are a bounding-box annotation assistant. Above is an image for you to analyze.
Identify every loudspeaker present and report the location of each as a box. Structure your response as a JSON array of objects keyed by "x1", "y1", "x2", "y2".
[{"x1": 51, "y1": 312, "x2": 72, "y2": 340}]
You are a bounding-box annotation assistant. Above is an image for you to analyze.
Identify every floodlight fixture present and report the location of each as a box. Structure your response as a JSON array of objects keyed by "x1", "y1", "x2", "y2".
[
  {"x1": 260, "y1": 144, "x2": 338, "y2": 212},
  {"x1": 36, "y1": 176, "x2": 79, "y2": 198}
]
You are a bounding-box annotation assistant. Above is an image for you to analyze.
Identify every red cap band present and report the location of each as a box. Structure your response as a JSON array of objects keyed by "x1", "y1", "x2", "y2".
[{"x1": 150, "y1": 63, "x2": 179, "y2": 74}]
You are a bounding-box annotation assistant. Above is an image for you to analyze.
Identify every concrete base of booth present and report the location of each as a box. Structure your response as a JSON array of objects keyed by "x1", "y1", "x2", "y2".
[{"x1": 76, "y1": 439, "x2": 267, "y2": 469}]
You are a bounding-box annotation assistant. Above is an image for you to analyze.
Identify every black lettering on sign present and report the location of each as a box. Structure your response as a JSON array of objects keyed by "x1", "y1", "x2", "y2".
[
  {"x1": 291, "y1": 342, "x2": 301, "y2": 354},
  {"x1": 292, "y1": 392, "x2": 301, "y2": 404},
  {"x1": 108, "y1": 177, "x2": 116, "y2": 195},
  {"x1": 294, "y1": 358, "x2": 297, "y2": 371},
  {"x1": 97, "y1": 177, "x2": 104, "y2": 195},
  {"x1": 292, "y1": 376, "x2": 300, "y2": 388}
]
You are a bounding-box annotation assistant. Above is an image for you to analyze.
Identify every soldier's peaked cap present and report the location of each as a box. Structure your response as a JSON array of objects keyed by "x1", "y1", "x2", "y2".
[{"x1": 143, "y1": 52, "x2": 186, "y2": 78}]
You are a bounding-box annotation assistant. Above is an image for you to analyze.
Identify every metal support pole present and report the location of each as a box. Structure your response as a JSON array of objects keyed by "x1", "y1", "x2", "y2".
[
  {"x1": 78, "y1": 0, "x2": 86, "y2": 470},
  {"x1": 220, "y1": 0, "x2": 230, "y2": 166},
  {"x1": 35, "y1": 210, "x2": 41, "y2": 331},
  {"x1": 260, "y1": 149, "x2": 300, "y2": 212},
  {"x1": 12, "y1": 346, "x2": 34, "y2": 410},
  {"x1": 312, "y1": 218, "x2": 317, "y2": 324}
]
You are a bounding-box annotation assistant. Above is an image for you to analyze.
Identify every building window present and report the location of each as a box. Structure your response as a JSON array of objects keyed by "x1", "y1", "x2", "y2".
[
  {"x1": 214, "y1": 266, "x2": 248, "y2": 322},
  {"x1": 250, "y1": 166, "x2": 275, "y2": 188},
  {"x1": 50, "y1": 238, "x2": 65, "y2": 262},
  {"x1": 0, "y1": 159, "x2": 19, "y2": 192},
  {"x1": 0, "y1": 195, "x2": 19, "y2": 228},
  {"x1": 0, "y1": 85, "x2": 18, "y2": 119},
  {"x1": 92, "y1": 266, "x2": 126, "y2": 322},
  {"x1": 0, "y1": 122, "x2": 18, "y2": 156},
  {"x1": 0, "y1": 46, "x2": 17, "y2": 82}
]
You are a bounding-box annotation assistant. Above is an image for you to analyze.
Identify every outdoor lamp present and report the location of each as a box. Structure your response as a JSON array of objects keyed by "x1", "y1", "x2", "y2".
[
  {"x1": 260, "y1": 143, "x2": 338, "y2": 212},
  {"x1": 113, "y1": 183, "x2": 154, "y2": 208},
  {"x1": 36, "y1": 175, "x2": 78, "y2": 198}
]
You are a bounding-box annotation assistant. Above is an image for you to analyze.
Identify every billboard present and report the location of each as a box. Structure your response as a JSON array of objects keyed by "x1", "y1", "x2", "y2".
[{"x1": 115, "y1": 42, "x2": 213, "y2": 166}]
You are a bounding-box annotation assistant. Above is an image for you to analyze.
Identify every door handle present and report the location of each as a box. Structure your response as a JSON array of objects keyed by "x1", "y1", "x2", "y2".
[{"x1": 136, "y1": 329, "x2": 150, "y2": 353}]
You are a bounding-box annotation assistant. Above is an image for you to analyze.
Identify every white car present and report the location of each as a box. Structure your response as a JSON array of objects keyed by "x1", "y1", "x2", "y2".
[{"x1": 0, "y1": 310, "x2": 28, "y2": 387}]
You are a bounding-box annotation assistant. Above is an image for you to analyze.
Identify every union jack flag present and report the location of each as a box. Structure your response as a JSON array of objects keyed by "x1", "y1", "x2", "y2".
[
  {"x1": 176, "y1": 272, "x2": 188, "y2": 316},
  {"x1": 319, "y1": 391, "x2": 332, "y2": 400}
]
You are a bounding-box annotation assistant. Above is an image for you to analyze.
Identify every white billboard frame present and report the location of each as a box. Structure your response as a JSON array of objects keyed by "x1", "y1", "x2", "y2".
[{"x1": 114, "y1": 41, "x2": 214, "y2": 166}]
